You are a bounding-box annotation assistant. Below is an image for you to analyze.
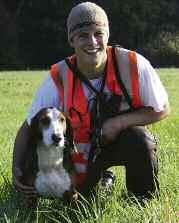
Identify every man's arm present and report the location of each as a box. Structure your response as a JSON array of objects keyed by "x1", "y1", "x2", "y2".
[
  {"x1": 12, "y1": 121, "x2": 29, "y2": 173},
  {"x1": 12, "y1": 121, "x2": 37, "y2": 197},
  {"x1": 101, "y1": 52, "x2": 171, "y2": 143},
  {"x1": 102, "y1": 102, "x2": 170, "y2": 143}
]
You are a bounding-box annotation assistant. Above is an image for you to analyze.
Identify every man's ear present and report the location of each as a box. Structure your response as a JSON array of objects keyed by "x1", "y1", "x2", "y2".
[{"x1": 69, "y1": 37, "x2": 74, "y2": 48}]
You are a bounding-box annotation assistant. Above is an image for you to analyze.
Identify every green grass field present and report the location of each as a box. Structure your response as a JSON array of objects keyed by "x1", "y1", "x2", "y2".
[{"x1": 0, "y1": 69, "x2": 178, "y2": 223}]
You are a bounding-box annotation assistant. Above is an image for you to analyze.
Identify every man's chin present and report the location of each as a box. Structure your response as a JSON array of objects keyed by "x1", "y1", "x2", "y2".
[{"x1": 84, "y1": 55, "x2": 102, "y2": 66}]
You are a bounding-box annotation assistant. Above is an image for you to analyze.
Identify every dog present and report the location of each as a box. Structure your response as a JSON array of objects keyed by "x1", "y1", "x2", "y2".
[{"x1": 27, "y1": 107, "x2": 78, "y2": 202}]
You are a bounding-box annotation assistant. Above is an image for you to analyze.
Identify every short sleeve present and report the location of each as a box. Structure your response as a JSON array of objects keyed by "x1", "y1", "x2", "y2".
[
  {"x1": 136, "y1": 54, "x2": 169, "y2": 112},
  {"x1": 27, "y1": 73, "x2": 61, "y2": 125}
]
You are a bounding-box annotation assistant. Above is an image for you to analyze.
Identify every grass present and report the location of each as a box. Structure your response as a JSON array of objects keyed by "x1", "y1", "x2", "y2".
[{"x1": 0, "y1": 69, "x2": 178, "y2": 223}]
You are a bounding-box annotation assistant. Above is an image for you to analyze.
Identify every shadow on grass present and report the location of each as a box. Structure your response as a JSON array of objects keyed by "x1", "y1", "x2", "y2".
[
  {"x1": 0, "y1": 175, "x2": 36, "y2": 222},
  {"x1": 0, "y1": 175, "x2": 149, "y2": 223},
  {"x1": 0, "y1": 176, "x2": 98, "y2": 223}
]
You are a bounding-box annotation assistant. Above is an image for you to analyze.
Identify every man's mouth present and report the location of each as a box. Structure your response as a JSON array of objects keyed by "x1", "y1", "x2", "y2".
[{"x1": 84, "y1": 48, "x2": 100, "y2": 54}]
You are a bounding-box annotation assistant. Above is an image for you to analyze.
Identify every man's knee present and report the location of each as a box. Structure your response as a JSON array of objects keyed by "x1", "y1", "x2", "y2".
[
  {"x1": 121, "y1": 126, "x2": 157, "y2": 158},
  {"x1": 127, "y1": 127, "x2": 159, "y2": 175}
]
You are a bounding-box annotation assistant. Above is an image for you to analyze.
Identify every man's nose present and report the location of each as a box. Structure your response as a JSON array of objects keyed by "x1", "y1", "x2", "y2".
[{"x1": 88, "y1": 34, "x2": 97, "y2": 45}]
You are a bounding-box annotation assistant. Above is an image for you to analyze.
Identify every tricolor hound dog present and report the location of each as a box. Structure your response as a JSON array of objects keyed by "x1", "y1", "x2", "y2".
[{"x1": 29, "y1": 107, "x2": 77, "y2": 201}]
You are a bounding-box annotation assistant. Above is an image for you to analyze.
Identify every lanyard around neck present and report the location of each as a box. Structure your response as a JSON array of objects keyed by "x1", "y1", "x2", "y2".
[{"x1": 65, "y1": 57, "x2": 107, "y2": 99}]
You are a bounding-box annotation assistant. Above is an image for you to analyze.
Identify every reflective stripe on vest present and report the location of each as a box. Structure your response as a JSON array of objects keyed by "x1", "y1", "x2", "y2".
[
  {"x1": 114, "y1": 47, "x2": 142, "y2": 108},
  {"x1": 51, "y1": 63, "x2": 64, "y2": 110},
  {"x1": 128, "y1": 51, "x2": 142, "y2": 107},
  {"x1": 50, "y1": 46, "x2": 142, "y2": 185}
]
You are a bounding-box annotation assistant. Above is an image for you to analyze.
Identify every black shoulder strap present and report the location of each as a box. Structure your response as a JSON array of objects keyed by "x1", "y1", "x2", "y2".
[{"x1": 112, "y1": 46, "x2": 134, "y2": 110}]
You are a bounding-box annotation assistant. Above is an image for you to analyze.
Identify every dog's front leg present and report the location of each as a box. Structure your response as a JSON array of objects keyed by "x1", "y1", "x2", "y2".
[{"x1": 63, "y1": 187, "x2": 78, "y2": 203}]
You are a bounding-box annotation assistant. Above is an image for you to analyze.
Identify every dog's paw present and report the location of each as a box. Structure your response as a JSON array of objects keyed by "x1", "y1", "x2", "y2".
[
  {"x1": 63, "y1": 190, "x2": 78, "y2": 203},
  {"x1": 70, "y1": 191, "x2": 78, "y2": 202}
]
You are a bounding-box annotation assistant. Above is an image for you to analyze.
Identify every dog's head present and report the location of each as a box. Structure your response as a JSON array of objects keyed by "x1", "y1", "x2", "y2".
[
  {"x1": 30, "y1": 107, "x2": 72, "y2": 148},
  {"x1": 29, "y1": 107, "x2": 76, "y2": 173}
]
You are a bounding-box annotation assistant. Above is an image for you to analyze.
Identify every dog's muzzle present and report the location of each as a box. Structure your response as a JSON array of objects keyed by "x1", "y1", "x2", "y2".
[{"x1": 51, "y1": 133, "x2": 62, "y2": 146}]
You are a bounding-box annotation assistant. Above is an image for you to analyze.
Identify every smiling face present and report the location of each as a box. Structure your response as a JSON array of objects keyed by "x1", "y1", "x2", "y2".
[{"x1": 70, "y1": 25, "x2": 109, "y2": 77}]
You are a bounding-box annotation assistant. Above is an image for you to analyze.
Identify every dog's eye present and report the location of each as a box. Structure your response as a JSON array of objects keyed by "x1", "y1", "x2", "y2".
[
  {"x1": 40, "y1": 117, "x2": 50, "y2": 126},
  {"x1": 60, "y1": 117, "x2": 65, "y2": 122}
]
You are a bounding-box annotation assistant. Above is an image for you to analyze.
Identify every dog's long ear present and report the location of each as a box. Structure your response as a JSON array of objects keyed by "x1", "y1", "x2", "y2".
[
  {"x1": 29, "y1": 112, "x2": 42, "y2": 145},
  {"x1": 63, "y1": 116, "x2": 77, "y2": 172},
  {"x1": 23, "y1": 111, "x2": 41, "y2": 182},
  {"x1": 65, "y1": 117, "x2": 76, "y2": 152}
]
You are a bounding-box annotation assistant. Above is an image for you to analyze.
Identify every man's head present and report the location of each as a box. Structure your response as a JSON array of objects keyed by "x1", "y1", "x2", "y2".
[
  {"x1": 67, "y1": 2, "x2": 109, "y2": 44},
  {"x1": 67, "y1": 2, "x2": 109, "y2": 75}
]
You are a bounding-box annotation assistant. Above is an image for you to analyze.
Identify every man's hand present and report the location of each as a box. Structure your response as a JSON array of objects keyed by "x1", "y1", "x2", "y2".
[{"x1": 102, "y1": 116, "x2": 124, "y2": 144}]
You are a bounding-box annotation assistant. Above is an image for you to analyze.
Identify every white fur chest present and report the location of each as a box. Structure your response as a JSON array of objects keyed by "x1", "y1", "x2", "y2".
[{"x1": 35, "y1": 145, "x2": 71, "y2": 197}]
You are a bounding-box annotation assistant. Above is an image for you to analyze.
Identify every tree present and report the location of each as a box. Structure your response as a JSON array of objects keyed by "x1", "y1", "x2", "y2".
[{"x1": 1, "y1": 0, "x2": 179, "y2": 69}]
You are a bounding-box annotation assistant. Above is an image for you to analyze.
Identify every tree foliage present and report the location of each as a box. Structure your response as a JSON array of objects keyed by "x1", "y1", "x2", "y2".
[{"x1": 0, "y1": 0, "x2": 179, "y2": 69}]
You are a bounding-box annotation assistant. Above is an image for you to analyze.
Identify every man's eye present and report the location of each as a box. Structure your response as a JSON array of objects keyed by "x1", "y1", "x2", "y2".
[
  {"x1": 40, "y1": 117, "x2": 50, "y2": 126},
  {"x1": 79, "y1": 33, "x2": 88, "y2": 39}
]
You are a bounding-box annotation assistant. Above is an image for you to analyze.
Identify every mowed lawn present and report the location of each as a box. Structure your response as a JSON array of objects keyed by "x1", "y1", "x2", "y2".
[{"x1": 0, "y1": 69, "x2": 178, "y2": 223}]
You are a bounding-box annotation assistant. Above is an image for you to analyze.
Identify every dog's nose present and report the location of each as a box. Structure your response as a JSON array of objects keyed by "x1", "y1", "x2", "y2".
[{"x1": 51, "y1": 134, "x2": 62, "y2": 143}]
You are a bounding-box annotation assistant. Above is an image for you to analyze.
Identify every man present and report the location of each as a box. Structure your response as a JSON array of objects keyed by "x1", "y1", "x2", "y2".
[{"x1": 12, "y1": 2, "x2": 170, "y2": 201}]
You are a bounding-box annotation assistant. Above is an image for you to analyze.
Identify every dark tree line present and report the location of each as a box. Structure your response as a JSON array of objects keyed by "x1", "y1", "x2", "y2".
[{"x1": 0, "y1": 0, "x2": 179, "y2": 70}]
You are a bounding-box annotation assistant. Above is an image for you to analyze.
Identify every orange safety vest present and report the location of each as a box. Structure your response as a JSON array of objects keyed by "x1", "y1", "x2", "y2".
[{"x1": 50, "y1": 46, "x2": 142, "y2": 185}]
